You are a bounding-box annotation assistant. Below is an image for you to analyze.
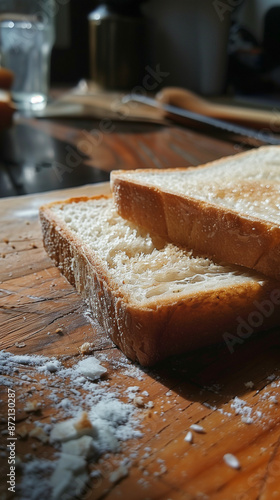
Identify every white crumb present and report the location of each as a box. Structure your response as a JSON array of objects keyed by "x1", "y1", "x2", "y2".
[
  {"x1": 79, "y1": 342, "x2": 95, "y2": 355},
  {"x1": 184, "y1": 431, "x2": 193, "y2": 443},
  {"x1": 189, "y1": 424, "x2": 205, "y2": 434},
  {"x1": 223, "y1": 453, "x2": 240, "y2": 470},
  {"x1": 75, "y1": 357, "x2": 107, "y2": 380},
  {"x1": 244, "y1": 381, "x2": 254, "y2": 389}
]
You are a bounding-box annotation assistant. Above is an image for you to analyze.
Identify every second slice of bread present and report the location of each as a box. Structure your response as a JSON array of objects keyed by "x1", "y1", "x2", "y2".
[
  {"x1": 111, "y1": 146, "x2": 280, "y2": 281},
  {"x1": 40, "y1": 195, "x2": 280, "y2": 366}
]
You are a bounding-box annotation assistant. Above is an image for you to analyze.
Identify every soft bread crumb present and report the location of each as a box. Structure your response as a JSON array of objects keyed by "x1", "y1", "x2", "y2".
[
  {"x1": 24, "y1": 400, "x2": 41, "y2": 413},
  {"x1": 79, "y1": 342, "x2": 95, "y2": 355},
  {"x1": 50, "y1": 413, "x2": 98, "y2": 443},
  {"x1": 133, "y1": 397, "x2": 145, "y2": 408},
  {"x1": 74, "y1": 411, "x2": 93, "y2": 432},
  {"x1": 29, "y1": 427, "x2": 49, "y2": 444},
  {"x1": 62, "y1": 435, "x2": 98, "y2": 460},
  {"x1": 15, "y1": 342, "x2": 26, "y2": 348},
  {"x1": 50, "y1": 198, "x2": 261, "y2": 305}
]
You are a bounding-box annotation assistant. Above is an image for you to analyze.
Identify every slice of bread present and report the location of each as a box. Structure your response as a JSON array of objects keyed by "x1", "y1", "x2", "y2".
[
  {"x1": 0, "y1": 68, "x2": 15, "y2": 129},
  {"x1": 0, "y1": 90, "x2": 15, "y2": 130},
  {"x1": 111, "y1": 146, "x2": 280, "y2": 281},
  {"x1": 0, "y1": 68, "x2": 14, "y2": 90},
  {"x1": 40, "y1": 195, "x2": 280, "y2": 366}
]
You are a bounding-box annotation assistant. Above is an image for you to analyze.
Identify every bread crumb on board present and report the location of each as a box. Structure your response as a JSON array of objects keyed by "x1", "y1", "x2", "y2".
[
  {"x1": 24, "y1": 400, "x2": 41, "y2": 413},
  {"x1": 184, "y1": 431, "x2": 193, "y2": 443},
  {"x1": 189, "y1": 424, "x2": 206, "y2": 434},
  {"x1": 79, "y1": 342, "x2": 95, "y2": 355},
  {"x1": 15, "y1": 342, "x2": 26, "y2": 348},
  {"x1": 55, "y1": 327, "x2": 63, "y2": 335},
  {"x1": 29, "y1": 427, "x2": 49, "y2": 444}
]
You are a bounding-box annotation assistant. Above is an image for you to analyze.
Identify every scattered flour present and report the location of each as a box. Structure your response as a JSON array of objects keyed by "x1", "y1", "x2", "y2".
[
  {"x1": 1, "y1": 349, "x2": 279, "y2": 498},
  {"x1": 75, "y1": 357, "x2": 107, "y2": 380},
  {"x1": 0, "y1": 350, "x2": 143, "y2": 500},
  {"x1": 17, "y1": 459, "x2": 56, "y2": 500},
  {"x1": 231, "y1": 397, "x2": 254, "y2": 424}
]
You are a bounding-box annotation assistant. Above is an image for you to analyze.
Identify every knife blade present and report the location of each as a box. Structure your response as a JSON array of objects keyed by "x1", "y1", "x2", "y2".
[{"x1": 122, "y1": 93, "x2": 280, "y2": 146}]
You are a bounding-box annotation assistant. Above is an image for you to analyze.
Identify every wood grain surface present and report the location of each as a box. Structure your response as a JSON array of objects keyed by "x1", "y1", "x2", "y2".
[
  {"x1": 1, "y1": 180, "x2": 280, "y2": 500},
  {"x1": 0, "y1": 111, "x2": 249, "y2": 197}
]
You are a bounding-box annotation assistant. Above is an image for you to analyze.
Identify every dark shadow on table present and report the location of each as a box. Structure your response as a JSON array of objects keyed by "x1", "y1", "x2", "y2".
[{"x1": 147, "y1": 326, "x2": 280, "y2": 409}]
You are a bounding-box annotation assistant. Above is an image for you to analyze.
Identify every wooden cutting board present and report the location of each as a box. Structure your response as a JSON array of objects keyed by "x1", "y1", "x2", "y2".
[{"x1": 1, "y1": 183, "x2": 280, "y2": 500}]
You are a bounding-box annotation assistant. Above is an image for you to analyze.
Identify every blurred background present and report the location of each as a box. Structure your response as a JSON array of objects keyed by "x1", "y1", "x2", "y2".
[
  {"x1": 51, "y1": 0, "x2": 280, "y2": 99},
  {"x1": 1, "y1": 0, "x2": 280, "y2": 198}
]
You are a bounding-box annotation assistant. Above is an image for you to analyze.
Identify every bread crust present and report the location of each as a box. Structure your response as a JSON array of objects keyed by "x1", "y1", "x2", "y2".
[
  {"x1": 40, "y1": 195, "x2": 280, "y2": 366},
  {"x1": 111, "y1": 147, "x2": 280, "y2": 281},
  {"x1": 0, "y1": 93, "x2": 15, "y2": 129},
  {"x1": 0, "y1": 68, "x2": 14, "y2": 90}
]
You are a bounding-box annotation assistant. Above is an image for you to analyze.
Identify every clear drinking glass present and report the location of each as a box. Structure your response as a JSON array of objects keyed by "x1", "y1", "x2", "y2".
[{"x1": 0, "y1": 0, "x2": 55, "y2": 111}]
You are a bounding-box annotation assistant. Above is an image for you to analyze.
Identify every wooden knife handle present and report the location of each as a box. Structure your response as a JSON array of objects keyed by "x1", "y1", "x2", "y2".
[{"x1": 156, "y1": 87, "x2": 280, "y2": 130}]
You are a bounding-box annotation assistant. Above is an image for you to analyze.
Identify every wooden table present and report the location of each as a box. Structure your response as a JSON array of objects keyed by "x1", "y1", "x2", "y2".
[
  {"x1": 1, "y1": 106, "x2": 280, "y2": 500},
  {"x1": 0, "y1": 97, "x2": 247, "y2": 197}
]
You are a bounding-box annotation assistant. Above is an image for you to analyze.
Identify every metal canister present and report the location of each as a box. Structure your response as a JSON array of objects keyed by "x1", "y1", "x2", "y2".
[{"x1": 88, "y1": 2, "x2": 146, "y2": 90}]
